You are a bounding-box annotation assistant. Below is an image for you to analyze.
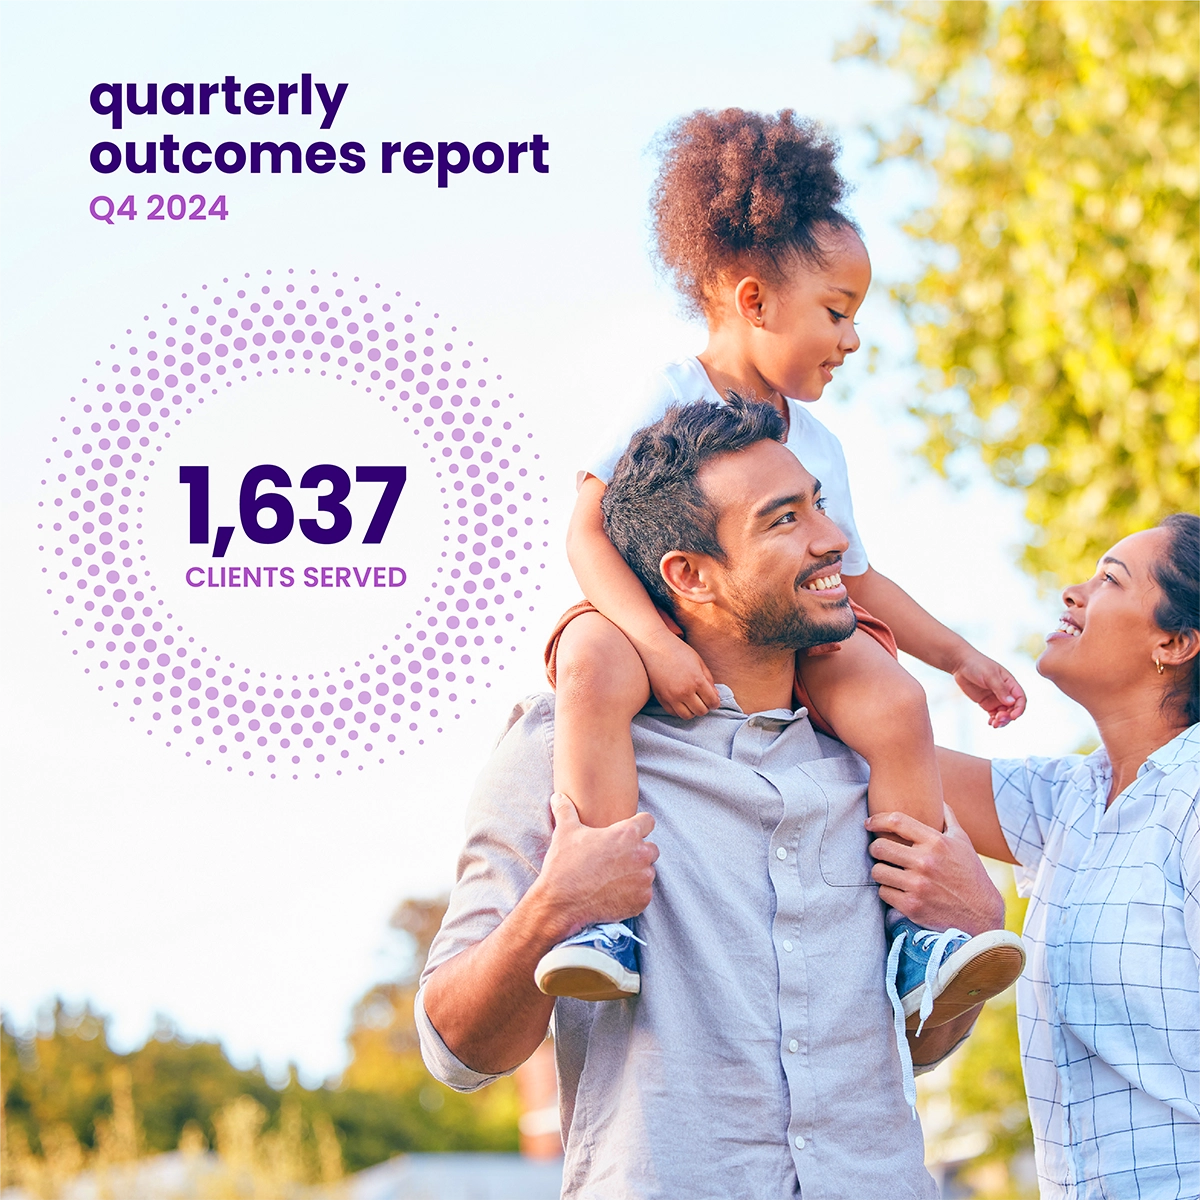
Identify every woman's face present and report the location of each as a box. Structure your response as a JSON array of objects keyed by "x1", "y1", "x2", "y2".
[{"x1": 1038, "y1": 528, "x2": 1172, "y2": 706}]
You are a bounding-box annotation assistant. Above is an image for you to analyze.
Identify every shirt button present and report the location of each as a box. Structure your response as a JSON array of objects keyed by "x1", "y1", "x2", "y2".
[
  {"x1": 783, "y1": 940, "x2": 793, "y2": 952},
  {"x1": 794, "y1": 1135, "x2": 806, "y2": 1150},
  {"x1": 788, "y1": 1039, "x2": 799, "y2": 1053},
  {"x1": 775, "y1": 847, "x2": 788, "y2": 860}
]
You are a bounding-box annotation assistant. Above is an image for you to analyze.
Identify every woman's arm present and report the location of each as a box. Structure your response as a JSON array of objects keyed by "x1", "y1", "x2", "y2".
[
  {"x1": 567, "y1": 476, "x2": 719, "y2": 716},
  {"x1": 868, "y1": 750, "x2": 1015, "y2": 869},
  {"x1": 845, "y1": 566, "x2": 1026, "y2": 725}
]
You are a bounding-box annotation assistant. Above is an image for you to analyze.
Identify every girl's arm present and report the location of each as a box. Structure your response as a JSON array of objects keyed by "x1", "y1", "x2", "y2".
[
  {"x1": 567, "y1": 476, "x2": 720, "y2": 718},
  {"x1": 930, "y1": 747, "x2": 1015, "y2": 863},
  {"x1": 844, "y1": 566, "x2": 1026, "y2": 725},
  {"x1": 867, "y1": 750, "x2": 1015, "y2": 927}
]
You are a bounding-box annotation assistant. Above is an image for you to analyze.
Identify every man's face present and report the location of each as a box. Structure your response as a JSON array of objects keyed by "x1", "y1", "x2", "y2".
[{"x1": 696, "y1": 439, "x2": 855, "y2": 650}]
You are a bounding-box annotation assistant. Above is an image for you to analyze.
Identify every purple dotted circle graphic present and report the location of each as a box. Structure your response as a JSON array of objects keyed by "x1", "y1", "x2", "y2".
[{"x1": 36, "y1": 268, "x2": 550, "y2": 780}]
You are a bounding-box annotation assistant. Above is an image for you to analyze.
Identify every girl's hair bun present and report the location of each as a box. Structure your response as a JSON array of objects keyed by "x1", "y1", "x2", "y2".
[{"x1": 651, "y1": 108, "x2": 856, "y2": 315}]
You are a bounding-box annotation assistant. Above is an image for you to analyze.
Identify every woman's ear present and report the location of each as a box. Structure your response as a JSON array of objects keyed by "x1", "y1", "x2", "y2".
[
  {"x1": 1158, "y1": 626, "x2": 1200, "y2": 669},
  {"x1": 660, "y1": 550, "x2": 716, "y2": 607}
]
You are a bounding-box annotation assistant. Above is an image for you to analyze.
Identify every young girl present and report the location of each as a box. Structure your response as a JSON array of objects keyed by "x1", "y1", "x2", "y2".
[{"x1": 536, "y1": 109, "x2": 1027, "y2": 1038}]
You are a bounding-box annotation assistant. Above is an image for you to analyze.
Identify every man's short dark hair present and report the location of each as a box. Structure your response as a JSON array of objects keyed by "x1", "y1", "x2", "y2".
[{"x1": 601, "y1": 394, "x2": 786, "y2": 611}]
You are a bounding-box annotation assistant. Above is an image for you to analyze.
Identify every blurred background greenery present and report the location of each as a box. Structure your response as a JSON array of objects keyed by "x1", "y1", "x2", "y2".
[
  {"x1": 843, "y1": 0, "x2": 1197, "y2": 589},
  {"x1": 1, "y1": 897, "x2": 521, "y2": 1197},
  {"x1": 0, "y1": 882, "x2": 1034, "y2": 1197}
]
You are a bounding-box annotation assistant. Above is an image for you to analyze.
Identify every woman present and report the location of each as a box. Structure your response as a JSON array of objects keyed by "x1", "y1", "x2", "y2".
[{"x1": 867, "y1": 514, "x2": 1200, "y2": 1199}]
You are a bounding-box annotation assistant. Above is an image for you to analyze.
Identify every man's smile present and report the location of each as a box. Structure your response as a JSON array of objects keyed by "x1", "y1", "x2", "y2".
[
  {"x1": 803, "y1": 570, "x2": 843, "y2": 593},
  {"x1": 797, "y1": 558, "x2": 846, "y2": 597}
]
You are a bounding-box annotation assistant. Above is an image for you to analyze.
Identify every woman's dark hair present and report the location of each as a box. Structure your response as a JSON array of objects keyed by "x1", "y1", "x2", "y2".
[
  {"x1": 651, "y1": 108, "x2": 858, "y2": 316},
  {"x1": 1152, "y1": 512, "x2": 1200, "y2": 726},
  {"x1": 602, "y1": 395, "x2": 785, "y2": 613}
]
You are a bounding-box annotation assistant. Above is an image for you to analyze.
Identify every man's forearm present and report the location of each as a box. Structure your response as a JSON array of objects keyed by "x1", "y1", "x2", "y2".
[
  {"x1": 422, "y1": 877, "x2": 574, "y2": 1076},
  {"x1": 424, "y1": 794, "x2": 658, "y2": 1078}
]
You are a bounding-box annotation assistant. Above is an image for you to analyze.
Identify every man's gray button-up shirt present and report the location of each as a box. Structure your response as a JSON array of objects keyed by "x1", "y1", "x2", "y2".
[{"x1": 416, "y1": 688, "x2": 937, "y2": 1199}]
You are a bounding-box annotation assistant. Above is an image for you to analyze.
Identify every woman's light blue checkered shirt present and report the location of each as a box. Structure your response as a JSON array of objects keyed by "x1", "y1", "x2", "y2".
[{"x1": 994, "y1": 723, "x2": 1200, "y2": 1200}]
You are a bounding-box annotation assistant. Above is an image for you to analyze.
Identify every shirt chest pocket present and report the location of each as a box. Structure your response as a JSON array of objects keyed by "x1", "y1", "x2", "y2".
[{"x1": 794, "y1": 754, "x2": 874, "y2": 887}]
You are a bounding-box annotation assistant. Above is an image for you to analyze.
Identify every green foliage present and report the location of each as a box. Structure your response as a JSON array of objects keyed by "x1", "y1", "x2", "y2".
[
  {"x1": 2, "y1": 1004, "x2": 283, "y2": 1164},
  {"x1": 337, "y1": 897, "x2": 520, "y2": 1160},
  {"x1": 1, "y1": 897, "x2": 517, "y2": 1184},
  {"x1": 949, "y1": 989, "x2": 1033, "y2": 1166},
  {"x1": 844, "y1": 1, "x2": 1199, "y2": 586}
]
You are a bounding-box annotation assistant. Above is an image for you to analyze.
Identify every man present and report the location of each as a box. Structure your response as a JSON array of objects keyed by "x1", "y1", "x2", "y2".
[{"x1": 417, "y1": 398, "x2": 1005, "y2": 1198}]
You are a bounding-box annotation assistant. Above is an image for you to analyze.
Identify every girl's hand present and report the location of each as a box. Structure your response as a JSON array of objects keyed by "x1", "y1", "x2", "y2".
[
  {"x1": 641, "y1": 634, "x2": 721, "y2": 719},
  {"x1": 952, "y1": 649, "x2": 1027, "y2": 728}
]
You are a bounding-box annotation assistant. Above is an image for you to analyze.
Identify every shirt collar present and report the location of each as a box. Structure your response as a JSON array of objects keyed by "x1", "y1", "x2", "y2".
[
  {"x1": 643, "y1": 683, "x2": 809, "y2": 724},
  {"x1": 1141, "y1": 722, "x2": 1200, "y2": 775}
]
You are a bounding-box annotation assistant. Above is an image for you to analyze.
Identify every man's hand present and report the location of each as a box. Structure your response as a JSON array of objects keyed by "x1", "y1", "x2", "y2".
[
  {"x1": 865, "y1": 804, "x2": 1005, "y2": 936},
  {"x1": 535, "y1": 793, "x2": 659, "y2": 937},
  {"x1": 951, "y1": 649, "x2": 1027, "y2": 728},
  {"x1": 423, "y1": 793, "x2": 658, "y2": 1077}
]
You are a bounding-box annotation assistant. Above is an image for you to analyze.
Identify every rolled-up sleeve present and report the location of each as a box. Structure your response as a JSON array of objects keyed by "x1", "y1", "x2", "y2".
[
  {"x1": 414, "y1": 986, "x2": 508, "y2": 1092},
  {"x1": 415, "y1": 694, "x2": 557, "y2": 1092}
]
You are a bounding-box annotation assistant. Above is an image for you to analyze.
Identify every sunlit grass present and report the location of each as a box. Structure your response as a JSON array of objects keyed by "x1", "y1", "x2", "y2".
[{"x1": 3, "y1": 1068, "x2": 345, "y2": 1199}]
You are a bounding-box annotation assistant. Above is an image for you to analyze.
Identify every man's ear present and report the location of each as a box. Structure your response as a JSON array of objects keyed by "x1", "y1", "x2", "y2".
[
  {"x1": 660, "y1": 550, "x2": 717, "y2": 606},
  {"x1": 733, "y1": 275, "x2": 766, "y2": 328}
]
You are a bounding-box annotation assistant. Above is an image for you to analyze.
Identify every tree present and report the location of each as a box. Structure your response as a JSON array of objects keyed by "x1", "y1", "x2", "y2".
[
  {"x1": 1, "y1": 1002, "x2": 278, "y2": 1162},
  {"x1": 844, "y1": 1, "x2": 1199, "y2": 585},
  {"x1": 338, "y1": 897, "x2": 521, "y2": 1158},
  {"x1": 1, "y1": 900, "x2": 521, "y2": 1185}
]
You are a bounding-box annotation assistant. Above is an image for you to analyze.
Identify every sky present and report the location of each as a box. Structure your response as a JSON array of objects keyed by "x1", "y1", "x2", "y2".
[{"x1": 0, "y1": 0, "x2": 1096, "y2": 1083}]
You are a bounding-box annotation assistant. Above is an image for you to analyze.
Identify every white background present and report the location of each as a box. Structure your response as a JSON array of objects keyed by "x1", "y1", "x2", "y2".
[{"x1": 1, "y1": 1, "x2": 1094, "y2": 1083}]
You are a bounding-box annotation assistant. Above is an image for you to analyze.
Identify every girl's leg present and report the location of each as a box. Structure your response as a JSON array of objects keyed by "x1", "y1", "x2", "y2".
[
  {"x1": 537, "y1": 611, "x2": 650, "y2": 1002},
  {"x1": 552, "y1": 611, "x2": 650, "y2": 828},
  {"x1": 798, "y1": 629, "x2": 1026, "y2": 1057},
  {"x1": 796, "y1": 628, "x2": 943, "y2": 832}
]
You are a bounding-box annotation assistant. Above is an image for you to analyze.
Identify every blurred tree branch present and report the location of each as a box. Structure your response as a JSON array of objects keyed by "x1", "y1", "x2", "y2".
[{"x1": 842, "y1": 1, "x2": 1199, "y2": 586}]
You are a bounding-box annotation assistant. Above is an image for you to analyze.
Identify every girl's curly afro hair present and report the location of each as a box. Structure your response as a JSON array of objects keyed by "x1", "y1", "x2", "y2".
[{"x1": 651, "y1": 108, "x2": 856, "y2": 317}]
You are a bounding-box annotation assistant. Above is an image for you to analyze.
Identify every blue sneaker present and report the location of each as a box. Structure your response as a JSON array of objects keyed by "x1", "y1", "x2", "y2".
[
  {"x1": 535, "y1": 921, "x2": 643, "y2": 1001},
  {"x1": 885, "y1": 917, "x2": 1026, "y2": 1113},
  {"x1": 888, "y1": 918, "x2": 1026, "y2": 1035}
]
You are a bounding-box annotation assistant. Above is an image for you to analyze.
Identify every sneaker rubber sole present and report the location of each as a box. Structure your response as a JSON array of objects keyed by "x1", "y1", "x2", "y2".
[
  {"x1": 902, "y1": 930, "x2": 1026, "y2": 1031},
  {"x1": 535, "y1": 946, "x2": 640, "y2": 1001}
]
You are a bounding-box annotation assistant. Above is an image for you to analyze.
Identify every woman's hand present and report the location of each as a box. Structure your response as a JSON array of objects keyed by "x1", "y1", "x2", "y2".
[
  {"x1": 866, "y1": 804, "x2": 1006, "y2": 936},
  {"x1": 640, "y1": 633, "x2": 721, "y2": 719},
  {"x1": 952, "y1": 649, "x2": 1027, "y2": 728}
]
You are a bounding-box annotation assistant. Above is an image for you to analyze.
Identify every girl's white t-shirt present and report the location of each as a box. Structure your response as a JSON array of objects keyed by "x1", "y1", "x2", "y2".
[{"x1": 585, "y1": 356, "x2": 869, "y2": 576}]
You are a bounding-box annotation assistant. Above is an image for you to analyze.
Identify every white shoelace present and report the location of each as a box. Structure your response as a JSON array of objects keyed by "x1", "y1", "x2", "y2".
[
  {"x1": 884, "y1": 925, "x2": 969, "y2": 1116},
  {"x1": 559, "y1": 921, "x2": 646, "y2": 950}
]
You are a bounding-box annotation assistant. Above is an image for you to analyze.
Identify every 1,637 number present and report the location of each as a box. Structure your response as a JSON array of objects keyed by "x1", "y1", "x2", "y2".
[{"x1": 180, "y1": 464, "x2": 407, "y2": 558}]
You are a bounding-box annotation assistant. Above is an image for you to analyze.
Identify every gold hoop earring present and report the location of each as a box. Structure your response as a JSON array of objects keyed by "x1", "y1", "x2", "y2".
[{"x1": 1155, "y1": 658, "x2": 1164, "y2": 675}]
